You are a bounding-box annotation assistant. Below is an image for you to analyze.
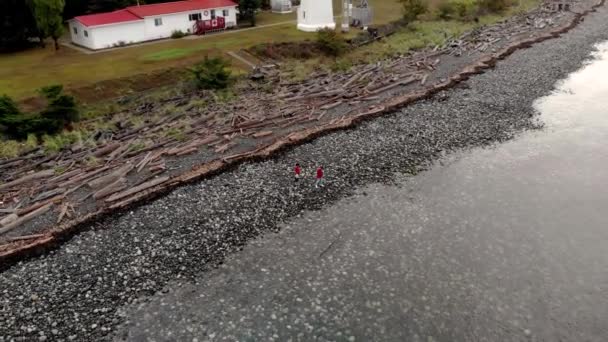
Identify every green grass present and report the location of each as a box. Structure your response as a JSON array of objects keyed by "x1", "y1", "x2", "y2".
[
  {"x1": 142, "y1": 48, "x2": 197, "y2": 61},
  {"x1": 0, "y1": 0, "x2": 403, "y2": 101},
  {"x1": 0, "y1": 0, "x2": 540, "y2": 103}
]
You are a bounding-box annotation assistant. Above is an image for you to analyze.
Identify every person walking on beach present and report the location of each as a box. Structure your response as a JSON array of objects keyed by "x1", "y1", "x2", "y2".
[
  {"x1": 315, "y1": 166, "x2": 324, "y2": 188},
  {"x1": 294, "y1": 163, "x2": 302, "y2": 181}
]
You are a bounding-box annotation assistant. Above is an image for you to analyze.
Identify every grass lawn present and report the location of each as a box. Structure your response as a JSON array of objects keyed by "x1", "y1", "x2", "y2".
[{"x1": 0, "y1": 0, "x2": 402, "y2": 101}]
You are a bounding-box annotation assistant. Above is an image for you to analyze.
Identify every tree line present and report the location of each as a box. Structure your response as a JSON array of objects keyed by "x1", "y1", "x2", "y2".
[{"x1": 2, "y1": 0, "x2": 262, "y2": 52}]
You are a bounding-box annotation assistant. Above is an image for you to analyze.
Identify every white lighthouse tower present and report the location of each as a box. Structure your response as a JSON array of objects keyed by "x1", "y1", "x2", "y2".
[{"x1": 297, "y1": 0, "x2": 335, "y2": 32}]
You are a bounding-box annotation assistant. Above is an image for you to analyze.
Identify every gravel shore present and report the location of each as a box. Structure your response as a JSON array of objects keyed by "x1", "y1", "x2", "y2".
[{"x1": 1, "y1": 4, "x2": 607, "y2": 342}]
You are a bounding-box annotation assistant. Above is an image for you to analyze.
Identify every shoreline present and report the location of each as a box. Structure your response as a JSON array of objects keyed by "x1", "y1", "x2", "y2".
[
  {"x1": 1, "y1": 2, "x2": 608, "y2": 341},
  {"x1": 1, "y1": 0, "x2": 604, "y2": 266}
]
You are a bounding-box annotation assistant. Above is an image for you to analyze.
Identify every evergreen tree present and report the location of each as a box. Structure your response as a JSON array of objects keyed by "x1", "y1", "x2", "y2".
[
  {"x1": 28, "y1": 0, "x2": 66, "y2": 50},
  {"x1": 239, "y1": 0, "x2": 261, "y2": 27},
  {"x1": 87, "y1": 0, "x2": 146, "y2": 13},
  {"x1": 0, "y1": 0, "x2": 39, "y2": 51}
]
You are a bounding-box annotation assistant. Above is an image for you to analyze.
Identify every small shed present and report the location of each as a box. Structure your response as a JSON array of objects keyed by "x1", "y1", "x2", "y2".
[{"x1": 271, "y1": 0, "x2": 292, "y2": 13}]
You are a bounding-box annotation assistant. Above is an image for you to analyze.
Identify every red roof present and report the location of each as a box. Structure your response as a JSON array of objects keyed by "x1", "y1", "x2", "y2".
[
  {"x1": 128, "y1": 0, "x2": 237, "y2": 18},
  {"x1": 74, "y1": 0, "x2": 238, "y2": 27},
  {"x1": 75, "y1": 9, "x2": 142, "y2": 27}
]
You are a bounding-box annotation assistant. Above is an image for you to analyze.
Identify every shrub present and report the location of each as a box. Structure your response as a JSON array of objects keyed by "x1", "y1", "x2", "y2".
[
  {"x1": 171, "y1": 30, "x2": 186, "y2": 39},
  {"x1": 0, "y1": 140, "x2": 20, "y2": 158},
  {"x1": 189, "y1": 56, "x2": 232, "y2": 90},
  {"x1": 25, "y1": 133, "x2": 39, "y2": 149},
  {"x1": 331, "y1": 59, "x2": 352, "y2": 72},
  {"x1": 437, "y1": 1, "x2": 457, "y2": 19},
  {"x1": 0, "y1": 85, "x2": 79, "y2": 140},
  {"x1": 437, "y1": 0, "x2": 477, "y2": 21},
  {"x1": 316, "y1": 28, "x2": 348, "y2": 57},
  {"x1": 399, "y1": 0, "x2": 427, "y2": 23},
  {"x1": 477, "y1": 0, "x2": 510, "y2": 13}
]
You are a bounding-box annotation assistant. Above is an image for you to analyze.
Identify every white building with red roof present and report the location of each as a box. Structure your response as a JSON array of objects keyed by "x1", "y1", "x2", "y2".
[{"x1": 69, "y1": 0, "x2": 238, "y2": 50}]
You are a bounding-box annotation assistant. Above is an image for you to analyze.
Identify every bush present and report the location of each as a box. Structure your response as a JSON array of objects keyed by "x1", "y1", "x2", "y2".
[
  {"x1": 437, "y1": 1, "x2": 457, "y2": 19},
  {"x1": 171, "y1": 30, "x2": 186, "y2": 39},
  {"x1": 0, "y1": 140, "x2": 20, "y2": 158},
  {"x1": 189, "y1": 56, "x2": 232, "y2": 90},
  {"x1": 248, "y1": 41, "x2": 321, "y2": 60},
  {"x1": 477, "y1": 0, "x2": 510, "y2": 13},
  {"x1": 437, "y1": 0, "x2": 477, "y2": 20},
  {"x1": 0, "y1": 85, "x2": 79, "y2": 140},
  {"x1": 316, "y1": 28, "x2": 348, "y2": 57},
  {"x1": 399, "y1": 0, "x2": 427, "y2": 23}
]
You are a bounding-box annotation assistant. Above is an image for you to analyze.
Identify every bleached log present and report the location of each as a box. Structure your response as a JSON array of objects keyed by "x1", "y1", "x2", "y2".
[
  {"x1": 58, "y1": 166, "x2": 111, "y2": 188},
  {"x1": 17, "y1": 195, "x2": 64, "y2": 216},
  {"x1": 93, "y1": 143, "x2": 121, "y2": 158},
  {"x1": 320, "y1": 101, "x2": 343, "y2": 110},
  {"x1": 105, "y1": 176, "x2": 170, "y2": 203},
  {"x1": 214, "y1": 142, "x2": 235, "y2": 154},
  {"x1": 0, "y1": 203, "x2": 53, "y2": 235},
  {"x1": 33, "y1": 188, "x2": 66, "y2": 202},
  {"x1": 0, "y1": 169, "x2": 55, "y2": 191},
  {"x1": 252, "y1": 131, "x2": 273, "y2": 138},
  {"x1": 93, "y1": 178, "x2": 127, "y2": 200},
  {"x1": 5, "y1": 233, "x2": 47, "y2": 242},
  {"x1": 0, "y1": 214, "x2": 18, "y2": 227},
  {"x1": 367, "y1": 77, "x2": 417, "y2": 95},
  {"x1": 88, "y1": 164, "x2": 133, "y2": 189}
]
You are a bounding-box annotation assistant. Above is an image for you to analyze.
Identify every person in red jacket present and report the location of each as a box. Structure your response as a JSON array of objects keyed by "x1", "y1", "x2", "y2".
[
  {"x1": 315, "y1": 166, "x2": 324, "y2": 188},
  {"x1": 294, "y1": 163, "x2": 302, "y2": 181}
]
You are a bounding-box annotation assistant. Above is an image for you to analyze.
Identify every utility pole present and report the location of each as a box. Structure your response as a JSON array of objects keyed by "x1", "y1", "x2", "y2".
[{"x1": 341, "y1": 0, "x2": 350, "y2": 32}]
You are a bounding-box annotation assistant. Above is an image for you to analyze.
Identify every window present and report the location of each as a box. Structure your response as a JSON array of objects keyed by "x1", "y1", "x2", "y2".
[
  {"x1": 222, "y1": 9, "x2": 229, "y2": 17},
  {"x1": 84, "y1": 30, "x2": 88, "y2": 37},
  {"x1": 154, "y1": 18, "x2": 163, "y2": 26},
  {"x1": 210, "y1": 9, "x2": 216, "y2": 19},
  {"x1": 73, "y1": 27, "x2": 78, "y2": 35},
  {"x1": 189, "y1": 13, "x2": 201, "y2": 21}
]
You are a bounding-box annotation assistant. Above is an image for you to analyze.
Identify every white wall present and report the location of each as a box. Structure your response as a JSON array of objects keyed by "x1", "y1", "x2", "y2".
[
  {"x1": 143, "y1": 6, "x2": 237, "y2": 40},
  {"x1": 69, "y1": 6, "x2": 238, "y2": 50},
  {"x1": 69, "y1": 20, "x2": 93, "y2": 49},
  {"x1": 91, "y1": 21, "x2": 147, "y2": 49},
  {"x1": 297, "y1": 0, "x2": 335, "y2": 32}
]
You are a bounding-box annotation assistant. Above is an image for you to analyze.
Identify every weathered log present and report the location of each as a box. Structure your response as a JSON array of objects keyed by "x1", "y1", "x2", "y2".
[
  {"x1": 320, "y1": 101, "x2": 343, "y2": 110},
  {"x1": 58, "y1": 166, "x2": 111, "y2": 189},
  {"x1": 105, "y1": 176, "x2": 170, "y2": 203},
  {"x1": 252, "y1": 131, "x2": 273, "y2": 138},
  {"x1": 106, "y1": 140, "x2": 133, "y2": 161},
  {"x1": 366, "y1": 77, "x2": 417, "y2": 96},
  {"x1": 5, "y1": 233, "x2": 47, "y2": 242},
  {"x1": 148, "y1": 163, "x2": 166, "y2": 172},
  {"x1": 420, "y1": 73, "x2": 430, "y2": 85},
  {"x1": 46, "y1": 169, "x2": 81, "y2": 185},
  {"x1": 0, "y1": 203, "x2": 53, "y2": 235},
  {"x1": 16, "y1": 195, "x2": 64, "y2": 216},
  {"x1": 88, "y1": 164, "x2": 133, "y2": 189},
  {"x1": 0, "y1": 170, "x2": 55, "y2": 191},
  {"x1": 283, "y1": 89, "x2": 344, "y2": 102},
  {"x1": 136, "y1": 152, "x2": 153, "y2": 173},
  {"x1": 33, "y1": 188, "x2": 66, "y2": 202},
  {"x1": 0, "y1": 214, "x2": 18, "y2": 227},
  {"x1": 56, "y1": 204, "x2": 69, "y2": 224},
  {"x1": 93, "y1": 143, "x2": 121, "y2": 158},
  {"x1": 214, "y1": 142, "x2": 235, "y2": 154},
  {"x1": 176, "y1": 147, "x2": 198, "y2": 156},
  {"x1": 93, "y1": 178, "x2": 127, "y2": 200}
]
